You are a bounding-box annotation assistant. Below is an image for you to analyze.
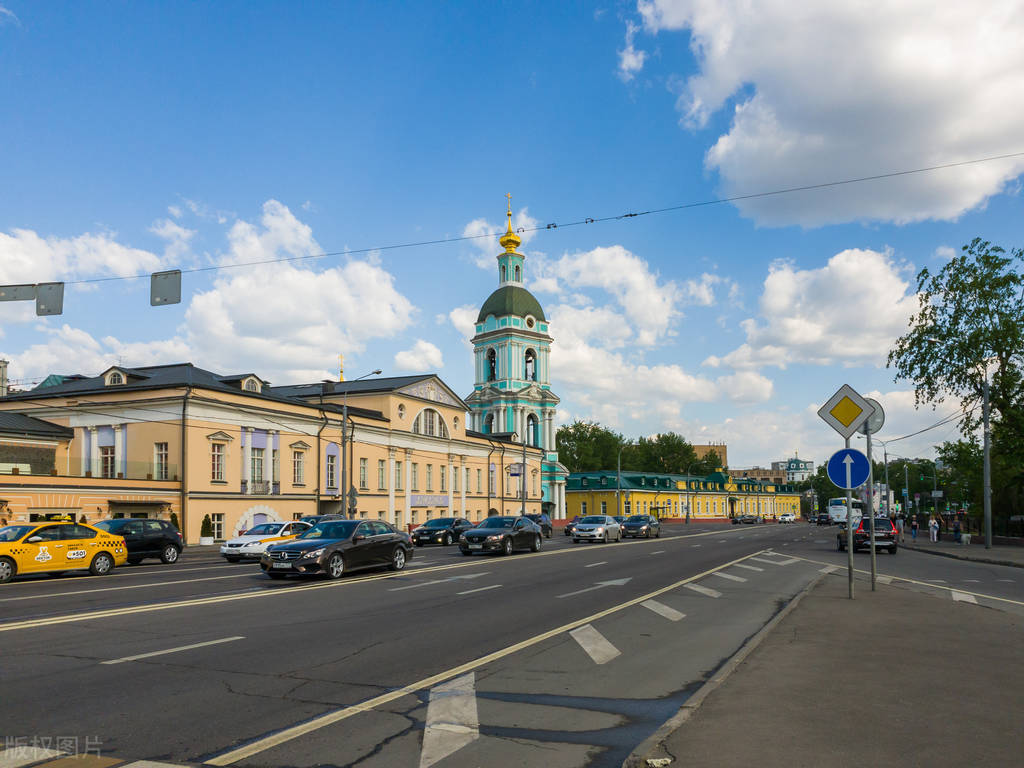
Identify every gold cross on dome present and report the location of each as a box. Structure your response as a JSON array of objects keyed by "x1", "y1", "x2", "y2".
[{"x1": 506, "y1": 192, "x2": 512, "y2": 216}]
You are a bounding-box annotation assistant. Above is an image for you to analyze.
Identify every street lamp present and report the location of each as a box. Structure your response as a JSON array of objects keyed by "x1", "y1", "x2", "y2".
[
  {"x1": 683, "y1": 462, "x2": 699, "y2": 523},
  {"x1": 341, "y1": 369, "x2": 382, "y2": 519}
]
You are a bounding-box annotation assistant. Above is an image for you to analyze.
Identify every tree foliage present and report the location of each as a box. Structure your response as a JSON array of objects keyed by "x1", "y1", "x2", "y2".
[
  {"x1": 555, "y1": 421, "x2": 718, "y2": 476},
  {"x1": 555, "y1": 421, "x2": 625, "y2": 473}
]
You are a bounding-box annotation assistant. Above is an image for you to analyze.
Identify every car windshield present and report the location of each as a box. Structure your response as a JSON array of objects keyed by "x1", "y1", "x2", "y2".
[
  {"x1": 0, "y1": 525, "x2": 37, "y2": 542},
  {"x1": 93, "y1": 520, "x2": 119, "y2": 532},
  {"x1": 525, "y1": 514, "x2": 543, "y2": 521},
  {"x1": 627, "y1": 515, "x2": 647, "y2": 522},
  {"x1": 244, "y1": 523, "x2": 283, "y2": 536},
  {"x1": 299, "y1": 521, "x2": 357, "y2": 540},
  {"x1": 579, "y1": 516, "x2": 606, "y2": 524},
  {"x1": 423, "y1": 518, "x2": 454, "y2": 528},
  {"x1": 478, "y1": 517, "x2": 516, "y2": 529}
]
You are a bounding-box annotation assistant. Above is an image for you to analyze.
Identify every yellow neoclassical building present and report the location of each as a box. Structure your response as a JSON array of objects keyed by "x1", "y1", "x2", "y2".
[
  {"x1": 0, "y1": 364, "x2": 543, "y2": 543},
  {"x1": 566, "y1": 470, "x2": 801, "y2": 521}
]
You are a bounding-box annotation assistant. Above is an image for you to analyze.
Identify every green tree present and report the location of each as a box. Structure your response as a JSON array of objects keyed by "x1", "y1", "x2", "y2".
[
  {"x1": 555, "y1": 421, "x2": 626, "y2": 473},
  {"x1": 200, "y1": 514, "x2": 213, "y2": 538},
  {"x1": 170, "y1": 511, "x2": 180, "y2": 531},
  {"x1": 625, "y1": 432, "x2": 698, "y2": 474}
]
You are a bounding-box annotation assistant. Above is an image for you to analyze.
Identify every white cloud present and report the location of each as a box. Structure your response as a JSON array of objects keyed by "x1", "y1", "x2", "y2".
[
  {"x1": 0, "y1": 5, "x2": 19, "y2": 25},
  {"x1": 0, "y1": 228, "x2": 162, "y2": 286},
  {"x1": 715, "y1": 371, "x2": 774, "y2": 404},
  {"x1": 462, "y1": 208, "x2": 540, "y2": 269},
  {"x1": 618, "y1": 21, "x2": 648, "y2": 82},
  {"x1": 394, "y1": 340, "x2": 443, "y2": 372},
  {"x1": 149, "y1": 219, "x2": 196, "y2": 262},
  {"x1": 634, "y1": 0, "x2": 1024, "y2": 225},
  {"x1": 448, "y1": 304, "x2": 478, "y2": 346},
  {"x1": 167, "y1": 205, "x2": 183, "y2": 219},
  {"x1": 683, "y1": 272, "x2": 725, "y2": 306},
  {"x1": 934, "y1": 245, "x2": 956, "y2": 260},
  {"x1": 704, "y1": 248, "x2": 917, "y2": 370}
]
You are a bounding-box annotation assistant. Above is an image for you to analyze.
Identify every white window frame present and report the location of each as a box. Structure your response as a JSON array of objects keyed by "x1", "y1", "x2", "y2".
[{"x1": 154, "y1": 442, "x2": 168, "y2": 481}]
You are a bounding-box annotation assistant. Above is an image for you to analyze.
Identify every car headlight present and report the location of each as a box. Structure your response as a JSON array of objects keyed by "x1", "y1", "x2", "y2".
[
  {"x1": 305, "y1": 548, "x2": 325, "y2": 559},
  {"x1": 595, "y1": 527, "x2": 604, "y2": 533},
  {"x1": 459, "y1": 534, "x2": 467, "y2": 541},
  {"x1": 486, "y1": 535, "x2": 501, "y2": 542}
]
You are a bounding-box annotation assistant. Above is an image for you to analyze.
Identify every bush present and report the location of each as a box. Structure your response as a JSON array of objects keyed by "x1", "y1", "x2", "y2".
[
  {"x1": 170, "y1": 512, "x2": 180, "y2": 530},
  {"x1": 200, "y1": 514, "x2": 213, "y2": 538}
]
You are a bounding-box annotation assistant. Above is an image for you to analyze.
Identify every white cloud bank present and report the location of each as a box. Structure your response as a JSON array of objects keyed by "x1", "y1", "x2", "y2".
[
  {"x1": 394, "y1": 340, "x2": 443, "y2": 372},
  {"x1": 632, "y1": 0, "x2": 1024, "y2": 226}
]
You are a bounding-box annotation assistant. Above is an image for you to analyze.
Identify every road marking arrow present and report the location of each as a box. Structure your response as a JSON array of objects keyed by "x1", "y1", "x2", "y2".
[
  {"x1": 844, "y1": 454, "x2": 853, "y2": 490},
  {"x1": 556, "y1": 578, "x2": 632, "y2": 599}
]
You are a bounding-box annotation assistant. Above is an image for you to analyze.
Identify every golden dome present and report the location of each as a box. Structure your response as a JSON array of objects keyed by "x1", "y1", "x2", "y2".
[{"x1": 499, "y1": 193, "x2": 521, "y2": 253}]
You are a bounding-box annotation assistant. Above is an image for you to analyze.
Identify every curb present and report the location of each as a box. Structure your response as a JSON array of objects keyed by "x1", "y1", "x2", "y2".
[
  {"x1": 621, "y1": 572, "x2": 826, "y2": 768},
  {"x1": 900, "y1": 543, "x2": 1024, "y2": 570}
]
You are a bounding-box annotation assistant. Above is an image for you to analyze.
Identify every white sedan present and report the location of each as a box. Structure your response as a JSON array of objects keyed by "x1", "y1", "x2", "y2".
[
  {"x1": 572, "y1": 515, "x2": 622, "y2": 544},
  {"x1": 220, "y1": 521, "x2": 311, "y2": 562},
  {"x1": 779, "y1": 512, "x2": 797, "y2": 524}
]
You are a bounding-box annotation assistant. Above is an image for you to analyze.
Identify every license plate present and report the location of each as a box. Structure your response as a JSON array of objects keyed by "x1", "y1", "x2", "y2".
[
  {"x1": 272, "y1": 562, "x2": 292, "y2": 569},
  {"x1": 469, "y1": 544, "x2": 483, "y2": 550}
]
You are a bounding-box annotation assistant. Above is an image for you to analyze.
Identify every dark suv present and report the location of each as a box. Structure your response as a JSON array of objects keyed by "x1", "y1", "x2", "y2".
[
  {"x1": 411, "y1": 517, "x2": 474, "y2": 547},
  {"x1": 837, "y1": 517, "x2": 898, "y2": 554},
  {"x1": 524, "y1": 513, "x2": 553, "y2": 538},
  {"x1": 95, "y1": 518, "x2": 183, "y2": 564}
]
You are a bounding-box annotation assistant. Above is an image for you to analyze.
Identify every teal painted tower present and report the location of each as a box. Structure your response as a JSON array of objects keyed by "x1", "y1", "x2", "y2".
[{"x1": 465, "y1": 198, "x2": 568, "y2": 518}]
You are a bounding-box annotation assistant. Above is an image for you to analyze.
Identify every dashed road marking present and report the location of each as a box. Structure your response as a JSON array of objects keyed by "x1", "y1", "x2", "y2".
[
  {"x1": 711, "y1": 571, "x2": 747, "y2": 583},
  {"x1": 927, "y1": 579, "x2": 947, "y2": 583},
  {"x1": 650, "y1": 550, "x2": 665, "y2": 555},
  {"x1": 684, "y1": 583, "x2": 722, "y2": 599},
  {"x1": 952, "y1": 591, "x2": 978, "y2": 604},
  {"x1": 691, "y1": 544, "x2": 702, "y2": 548},
  {"x1": 584, "y1": 561, "x2": 608, "y2": 568},
  {"x1": 641, "y1": 599, "x2": 685, "y2": 621},
  {"x1": 877, "y1": 575, "x2": 893, "y2": 584},
  {"x1": 963, "y1": 579, "x2": 980, "y2": 583},
  {"x1": 102, "y1": 636, "x2": 244, "y2": 665},
  {"x1": 419, "y1": 672, "x2": 479, "y2": 768},
  {"x1": 456, "y1": 584, "x2": 502, "y2": 596},
  {"x1": 0, "y1": 573, "x2": 254, "y2": 603},
  {"x1": 733, "y1": 563, "x2": 764, "y2": 572},
  {"x1": 819, "y1": 565, "x2": 839, "y2": 574},
  {"x1": 569, "y1": 624, "x2": 620, "y2": 665}
]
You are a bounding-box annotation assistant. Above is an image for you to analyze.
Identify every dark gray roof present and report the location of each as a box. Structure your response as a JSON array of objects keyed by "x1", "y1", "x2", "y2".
[
  {"x1": 477, "y1": 285, "x2": 546, "y2": 323},
  {"x1": 0, "y1": 412, "x2": 74, "y2": 439},
  {"x1": 269, "y1": 375, "x2": 433, "y2": 399}
]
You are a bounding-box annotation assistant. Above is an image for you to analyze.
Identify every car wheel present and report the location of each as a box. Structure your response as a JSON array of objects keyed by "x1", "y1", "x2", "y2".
[
  {"x1": 603, "y1": 532, "x2": 609, "y2": 544},
  {"x1": 390, "y1": 546, "x2": 407, "y2": 571},
  {"x1": 530, "y1": 534, "x2": 541, "y2": 552},
  {"x1": 443, "y1": 533, "x2": 453, "y2": 546},
  {"x1": 615, "y1": 530, "x2": 621, "y2": 542},
  {"x1": 266, "y1": 572, "x2": 286, "y2": 579},
  {"x1": 89, "y1": 552, "x2": 114, "y2": 576},
  {"x1": 546, "y1": 529, "x2": 552, "y2": 539},
  {"x1": 889, "y1": 546, "x2": 897, "y2": 555},
  {"x1": 0, "y1": 557, "x2": 15, "y2": 584},
  {"x1": 160, "y1": 544, "x2": 180, "y2": 564},
  {"x1": 656, "y1": 528, "x2": 661, "y2": 538},
  {"x1": 502, "y1": 537, "x2": 513, "y2": 556},
  {"x1": 326, "y1": 552, "x2": 346, "y2": 579}
]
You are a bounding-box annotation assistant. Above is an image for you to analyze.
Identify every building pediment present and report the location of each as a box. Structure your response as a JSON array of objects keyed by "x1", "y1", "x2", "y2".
[
  {"x1": 206, "y1": 431, "x2": 234, "y2": 442},
  {"x1": 396, "y1": 377, "x2": 466, "y2": 409}
]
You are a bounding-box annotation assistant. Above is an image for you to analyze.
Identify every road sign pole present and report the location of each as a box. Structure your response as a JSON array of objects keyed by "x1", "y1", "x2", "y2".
[
  {"x1": 866, "y1": 425, "x2": 876, "y2": 591},
  {"x1": 846, "y1": 437, "x2": 854, "y2": 599}
]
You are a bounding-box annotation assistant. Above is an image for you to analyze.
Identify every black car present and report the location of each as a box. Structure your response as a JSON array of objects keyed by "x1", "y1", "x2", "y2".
[
  {"x1": 261, "y1": 519, "x2": 412, "y2": 579},
  {"x1": 564, "y1": 516, "x2": 580, "y2": 536},
  {"x1": 816, "y1": 512, "x2": 830, "y2": 526},
  {"x1": 95, "y1": 518, "x2": 183, "y2": 564},
  {"x1": 622, "y1": 514, "x2": 661, "y2": 538},
  {"x1": 837, "y1": 517, "x2": 898, "y2": 554},
  {"x1": 524, "y1": 513, "x2": 553, "y2": 538},
  {"x1": 411, "y1": 517, "x2": 474, "y2": 547},
  {"x1": 459, "y1": 515, "x2": 543, "y2": 556},
  {"x1": 299, "y1": 513, "x2": 345, "y2": 526}
]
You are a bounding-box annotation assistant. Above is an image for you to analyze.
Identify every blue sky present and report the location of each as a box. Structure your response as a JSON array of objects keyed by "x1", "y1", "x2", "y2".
[{"x1": 2, "y1": 1, "x2": 1022, "y2": 468}]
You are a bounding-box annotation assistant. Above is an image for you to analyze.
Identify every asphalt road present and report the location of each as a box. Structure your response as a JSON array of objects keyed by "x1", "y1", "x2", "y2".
[{"x1": 2, "y1": 521, "x2": 1021, "y2": 768}]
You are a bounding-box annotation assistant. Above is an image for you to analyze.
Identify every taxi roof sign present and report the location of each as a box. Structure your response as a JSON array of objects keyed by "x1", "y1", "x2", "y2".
[{"x1": 817, "y1": 384, "x2": 875, "y2": 440}]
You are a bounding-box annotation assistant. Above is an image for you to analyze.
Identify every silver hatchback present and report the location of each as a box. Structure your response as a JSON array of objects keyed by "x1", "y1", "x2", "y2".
[{"x1": 572, "y1": 515, "x2": 621, "y2": 544}]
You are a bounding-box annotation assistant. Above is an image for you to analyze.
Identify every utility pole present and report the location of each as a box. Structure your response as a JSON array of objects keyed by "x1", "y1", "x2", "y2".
[
  {"x1": 983, "y1": 373, "x2": 992, "y2": 549},
  {"x1": 520, "y1": 427, "x2": 527, "y2": 516}
]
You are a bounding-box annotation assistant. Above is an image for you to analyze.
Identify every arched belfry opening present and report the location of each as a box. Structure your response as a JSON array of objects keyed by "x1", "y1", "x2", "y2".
[
  {"x1": 524, "y1": 348, "x2": 537, "y2": 382},
  {"x1": 484, "y1": 413, "x2": 495, "y2": 434},
  {"x1": 527, "y1": 413, "x2": 539, "y2": 447},
  {"x1": 487, "y1": 349, "x2": 497, "y2": 381}
]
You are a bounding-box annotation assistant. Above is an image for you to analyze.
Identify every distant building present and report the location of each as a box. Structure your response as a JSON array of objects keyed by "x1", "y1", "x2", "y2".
[
  {"x1": 734, "y1": 466, "x2": 787, "y2": 485},
  {"x1": 772, "y1": 454, "x2": 814, "y2": 482},
  {"x1": 692, "y1": 442, "x2": 728, "y2": 468}
]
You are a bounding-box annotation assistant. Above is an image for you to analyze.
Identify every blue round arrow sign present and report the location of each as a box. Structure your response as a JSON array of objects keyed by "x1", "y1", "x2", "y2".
[{"x1": 826, "y1": 448, "x2": 870, "y2": 490}]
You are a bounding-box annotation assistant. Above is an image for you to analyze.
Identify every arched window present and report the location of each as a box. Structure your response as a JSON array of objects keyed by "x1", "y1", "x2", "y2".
[
  {"x1": 453, "y1": 416, "x2": 459, "y2": 431},
  {"x1": 527, "y1": 414, "x2": 539, "y2": 447},
  {"x1": 486, "y1": 349, "x2": 497, "y2": 381},
  {"x1": 484, "y1": 414, "x2": 494, "y2": 434},
  {"x1": 108, "y1": 371, "x2": 124, "y2": 385},
  {"x1": 244, "y1": 379, "x2": 259, "y2": 392},
  {"x1": 524, "y1": 349, "x2": 536, "y2": 381},
  {"x1": 514, "y1": 264, "x2": 521, "y2": 282},
  {"x1": 501, "y1": 265, "x2": 507, "y2": 282},
  {"x1": 412, "y1": 408, "x2": 449, "y2": 438}
]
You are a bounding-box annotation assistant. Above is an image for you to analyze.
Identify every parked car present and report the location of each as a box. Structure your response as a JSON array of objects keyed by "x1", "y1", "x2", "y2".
[
  {"x1": 573, "y1": 515, "x2": 622, "y2": 544},
  {"x1": 837, "y1": 517, "x2": 898, "y2": 554},
  {"x1": 261, "y1": 519, "x2": 412, "y2": 579},
  {"x1": 95, "y1": 518, "x2": 184, "y2": 564},
  {"x1": 622, "y1": 514, "x2": 661, "y2": 538},
  {"x1": 564, "y1": 516, "x2": 581, "y2": 536},
  {"x1": 779, "y1": 512, "x2": 796, "y2": 524},
  {"x1": 299, "y1": 513, "x2": 345, "y2": 526},
  {"x1": 734, "y1": 514, "x2": 759, "y2": 525},
  {"x1": 524, "y1": 513, "x2": 553, "y2": 538},
  {"x1": 613, "y1": 515, "x2": 629, "y2": 530},
  {"x1": 412, "y1": 517, "x2": 474, "y2": 547},
  {"x1": 0, "y1": 521, "x2": 127, "y2": 583},
  {"x1": 459, "y1": 516, "x2": 542, "y2": 556},
  {"x1": 816, "y1": 512, "x2": 831, "y2": 526},
  {"x1": 220, "y1": 520, "x2": 311, "y2": 562}
]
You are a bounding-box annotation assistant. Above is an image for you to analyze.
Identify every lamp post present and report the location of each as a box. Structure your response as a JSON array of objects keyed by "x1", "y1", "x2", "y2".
[
  {"x1": 341, "y1": 369, "x2": 382, "y2": 519},
  {"x1": 683, "y1": 462, "x2": 699, "y2": 523}
]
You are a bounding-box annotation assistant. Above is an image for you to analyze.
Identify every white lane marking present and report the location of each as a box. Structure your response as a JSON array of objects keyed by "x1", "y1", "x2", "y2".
[
  {"x1": 0, "y1": 573, "x2": 255, "y2": 603},
  {"x1": 877, "y1": 575, "x2": 893, "y2": 584},
  {"x1": 963, "y1": 579, "x2": 980, "y2": 583},
  {"x1": 684, "y1": 583, "x2": 722, "y2": 598},
  {"x1": 734, "y1": 563, "x2": 764, "y2": 572},
  {"x1": 997, "y1": 579, "x2": 1015, "y2": 582},
  {"x1": 748, "y1": 556, "x2": 780, "y2": 565},
  {"x1": 584, "y1": 561, "x2": 608, "y2": 568},
  {"x1": 456, "y1": 585, "x2": 502, "y2": 596},
  {"x1": 952, "y1": 591, "x2": 978, "y2": 604},
  {"x1": 650, "y1": 550, "x2": 665, "y2": 555},
  {"x1": 389, "y1": 573, "x2": 490, "y2": 592},
  {"x1": 768, "y1": 557, "x2": 798, "y2": 565},
  {"x1": 121, "y1": 762, "x2": 197, "y2": 767},
  {"x1": 691, "y1": 544, "x2": 702, "y2": 548},
  {"x1": 927, "y1": 579, "x2": 947, "y2": 583},
  {"x1": 569, "y1": 624, "x2": 620, "y2": 665},
  {"x1": 718, "y1": 539, "x2": 728, "y2": 543},
  {"x1": 819, "y1": 565, "x2": 839, "y2": 574},
  {"x1": 0, "y1": 747, "x2": 66, "y2": 768},
  {"x1": 419, "y1": 672, "x2": 479, "y2": 768},
  {"x1": 711, "y1": 571, "x2": 747, "y2": 583},
  {"x1": 641, "y1": 599, "x2": 685, "y2": 621},
  {"x1": 557, "y1": 578, "x2": 632, "y2": 599},
  {"x1": 101, "y1": 636, "x2": 244, "y2": 665}
]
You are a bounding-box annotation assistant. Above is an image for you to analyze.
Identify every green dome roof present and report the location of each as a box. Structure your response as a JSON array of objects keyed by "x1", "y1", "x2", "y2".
[{"x1": 477, "y1": 285, "x2": 546, "y2": 323}]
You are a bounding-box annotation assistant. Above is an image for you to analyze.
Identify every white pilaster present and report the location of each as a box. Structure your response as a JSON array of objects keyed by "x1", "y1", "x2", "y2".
[
  {"x1": 447, "y1": 456, "x2": 454, "y2": 516},
  {"x1": 460, "y1": 458, "x2": 466, "y2": 515},
  {"x1": 404, "y1": 449, "x2": 413, "y2": 529},
  {"x1": 388, "y1": 448, "x2": 396, "y2": 526},
  {"x1": 80, "y1": 427, "x2": 90, "y2": 476},
  {"x1": 90, "y1": 427, "x2": 100, "y2": 477},
  {"x1": 113, "y1": 424, "x2": 123, "y2": 478}
]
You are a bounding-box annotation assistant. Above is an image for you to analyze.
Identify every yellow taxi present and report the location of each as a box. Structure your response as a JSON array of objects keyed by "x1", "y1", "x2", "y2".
[{"x1": 0, "y1": 521, "x2": 128, "y2": 583}]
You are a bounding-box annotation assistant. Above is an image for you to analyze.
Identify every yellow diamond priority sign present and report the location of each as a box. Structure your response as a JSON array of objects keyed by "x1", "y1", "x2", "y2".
[{"x1": 818, "y1": 384, "x2": 875, "y2": 440}]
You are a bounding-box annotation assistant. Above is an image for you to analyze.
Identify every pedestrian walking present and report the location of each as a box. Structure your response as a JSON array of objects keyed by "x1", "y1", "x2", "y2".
[
  {"x1": 929, "y1": 517, "x2": 938, "y2": 542},
  {"x1": 910, "y1": 518, "x2": 918, "y2": 540},
  {"x1": 895, "y1": 516, "x2": 905, "y2": 542},
  {"x1": 953, "y1": 518, "x2": 961, "y2": 543}
]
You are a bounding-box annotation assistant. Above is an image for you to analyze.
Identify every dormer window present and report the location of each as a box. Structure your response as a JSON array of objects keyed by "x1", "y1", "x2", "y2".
[
  {"x1": 242, "y1": 377, "x2": 261, "y2": 392},
  {"x1": 108, "y1": 372, "x2": 124, "y2": 385}
]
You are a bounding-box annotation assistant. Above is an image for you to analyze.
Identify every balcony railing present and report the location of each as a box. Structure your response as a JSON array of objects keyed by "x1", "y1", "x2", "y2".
[{"x1": 0, "y1": 460, "x2": 179, "y2": 482}]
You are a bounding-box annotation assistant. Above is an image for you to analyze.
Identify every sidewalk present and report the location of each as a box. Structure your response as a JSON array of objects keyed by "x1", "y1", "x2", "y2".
[
  {"x1": 899, "y1": 534, "x2": 1024, "y2": 568},
  {"x1": 630, "y1": 574, "x2": 1024, "y2": 768}
]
